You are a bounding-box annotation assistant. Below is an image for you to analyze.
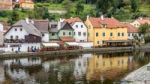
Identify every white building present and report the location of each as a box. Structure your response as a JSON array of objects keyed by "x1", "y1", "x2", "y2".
[
  {"x1": 0, "y1": 23, "x2": 4, "y2": 46},
  {"x1": 65, "y1": 17, "x2": 88, "y2": 42},
  {"x1": 124, "y1": 23, "x2": 140, "y2": 40},
  {"x1": 131, "y1": 17, "x2": 150, "y2": 28},
  {"x1": 4, "y1": 19, "x2": 42, "y2": 52},
  {"x1": 34, "y1": 20, "x2": 50, "y2": 42}
]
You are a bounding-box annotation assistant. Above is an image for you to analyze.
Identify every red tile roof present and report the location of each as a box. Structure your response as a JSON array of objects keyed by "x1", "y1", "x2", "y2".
[
  {"x1": 19, "y1": 0, "x2": 33, "y2": 4},
  {"x1": 60, "y1": 37, "x2": 75, "y2": 42},
  {"x1": 124, "y1": 23, "x2": 139, "y2": 33},
  {"x1": 65, "y1": 17, "x2": 82, "y2": 25},
  {"x1": 136, "y1": 18, "x2": 150, "y2": 25},
  {"x1": 88, "y1": 17, "x2": 125, "y2": 28}
]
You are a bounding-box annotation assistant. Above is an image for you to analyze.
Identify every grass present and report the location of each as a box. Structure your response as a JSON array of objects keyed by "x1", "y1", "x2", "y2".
[{"x1": 139, "y1": 4, "x2": 150, "y2": 16}]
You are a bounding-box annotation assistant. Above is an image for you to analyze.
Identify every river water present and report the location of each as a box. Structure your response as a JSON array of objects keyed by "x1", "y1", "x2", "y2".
[{"x1": 0, "y1": 51, "x2": 150, "y2": 84}]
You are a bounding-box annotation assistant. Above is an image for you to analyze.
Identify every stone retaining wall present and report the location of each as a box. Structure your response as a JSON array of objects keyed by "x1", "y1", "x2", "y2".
[{"x1": 0, "y1": 46, "x2": 150, "y2": 59}]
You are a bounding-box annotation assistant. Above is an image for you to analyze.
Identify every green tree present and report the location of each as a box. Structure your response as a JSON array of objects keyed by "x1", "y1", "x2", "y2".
[
  {"x1": 75, "y1": 0, "x2": 84, "y2": 15},
  {"x1": 131, "y1": 0, "x2": 138, "y2": 12}
]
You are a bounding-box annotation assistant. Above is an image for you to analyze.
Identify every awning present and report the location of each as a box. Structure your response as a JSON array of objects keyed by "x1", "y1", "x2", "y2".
[
  {"x1": 104, "y1": 40, "x2": 130, "y2": 43},
  {"x1": 65, "y1": 42, "x2": 79, "y2": 46},
  {"x1": 42, "y1": 43, "x2": 59, "y2": 47}
]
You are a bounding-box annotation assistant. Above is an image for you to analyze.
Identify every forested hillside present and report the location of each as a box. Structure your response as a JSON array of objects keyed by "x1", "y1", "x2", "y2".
[{"x1": 0, "y1": 0, "x2": 150, "y2": 25}]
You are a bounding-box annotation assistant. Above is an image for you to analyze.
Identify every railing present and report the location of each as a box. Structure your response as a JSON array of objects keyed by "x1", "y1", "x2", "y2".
[{"x1": 4, "y1": 39, "x2": 41, "y2": 43}]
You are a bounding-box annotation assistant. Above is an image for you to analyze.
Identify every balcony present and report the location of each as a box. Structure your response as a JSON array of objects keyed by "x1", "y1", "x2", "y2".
[{"x1": 4, "y1": 39, "x2": 41, "y2": 43}]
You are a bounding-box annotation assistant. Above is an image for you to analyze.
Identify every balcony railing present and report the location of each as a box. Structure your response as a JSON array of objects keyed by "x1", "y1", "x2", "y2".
[{"x1": 4, "y1": 39, "x2": 41, "y2": 43}]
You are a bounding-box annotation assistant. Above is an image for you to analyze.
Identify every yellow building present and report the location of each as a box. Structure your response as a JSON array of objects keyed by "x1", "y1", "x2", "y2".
[
  {"x1": 85, "y1": 16, "x2": 128, "y2": 47},
  {"x1": 19, "y1": 0, "x2": 34, "y2": 9}
]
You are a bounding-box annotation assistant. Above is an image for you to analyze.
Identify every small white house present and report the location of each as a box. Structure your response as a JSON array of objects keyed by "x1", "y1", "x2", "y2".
[
  {"x1": 65, "y1": 17, "x2": 88, "y2": 42},
  {"x1": 124, "y1": 23, "x2": 140, "y2": 40},
  {"x1": 34, "y1": 20, "x2": 50, "y2": 42},
  {"x1": 131, "y1": 17, "x2": 150, "y2": 28},
  {"x1": 4, "y1": 19, "x2": 42, "y2": 52}
]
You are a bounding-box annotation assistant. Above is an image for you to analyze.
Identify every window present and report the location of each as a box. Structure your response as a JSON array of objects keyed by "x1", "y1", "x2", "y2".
[
  {"x1": 110, "y1": 32, "x2": 113, "y2": 36},
  {"x1": 10, "y1": 35, "x2": 13, "y2": 39},
  {"x1": 96, "y1": 32, "x2": 99, "y2": 37},
  {"x1": 81, "y1": 25, "x2": 83, "y2": 28},
  {"x1": 97, "y1": 41, "x2": 99, "y2": 44},
  {"x1": 51, "y1": 25, "x2": 57, "y2": 28},
  {"x1": 118, "y1": 33, "x2": 120, "y2": 36},
  {"x1": 128, "y1": 33, "x2": 130, "y2": 36},
  {"x1": 74, "y1": 32, "x2": 75, "y2": 35},
  {"x1": 102, "y1": 32, "x2": 105, "y2": 37},
  {"x1": 15, "y1": 35, "x2": 19, "y2": 39},
  {"x1": 42, "y1": 34, "x2": 45, "y2": 37},
  {"x1": 69, "y1": 32, "x2": 71, "y2": 35},
  {"x1": 52, "y1": 33, "x2": 55, "y2": 36},
  {"x1": 20, "y1": 28, "x2": 22, "y2": 31},
  {"x1": 15, "y1": 28, "x2": 17, "y2": 31},
  {"x1": 83, "y1": 32, "x2": 86, "y2": 36},
  {"x1": 63, "y1": 32, "x2": 65, "y2": 35},
  {"x1": 78, "y1": 32, "x2": 81, "y2": 36},
  {"x1": 76, "y1": 25, "x2": 78, "y2": 28},
  {"x1": 122, "y1": 33, "x2": 124, "y2": 36}
]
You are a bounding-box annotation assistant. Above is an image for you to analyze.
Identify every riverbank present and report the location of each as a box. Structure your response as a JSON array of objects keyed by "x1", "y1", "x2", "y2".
[
  {"x1": 0, "y1": 46, "x2": 150, "y2": 59},
  {"x1": 122, "y1": 63, "x2": 150, "y2": 84}
]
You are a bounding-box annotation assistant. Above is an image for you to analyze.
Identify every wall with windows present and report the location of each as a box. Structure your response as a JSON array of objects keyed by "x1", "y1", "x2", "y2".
[
  {"x1": 42, "y1": 33, "x2": 49, "y2": 42},
  {"x1": 49, "y1": 32, "x2": 59, "y2": 40},
  {"x1": 94, "y1": 28, "x2": 128, "y2": 46},
  {"x1": 5, "y1": 27, "x2": 28, "y2": 40},
  {"x1": 72, "y1": 22, "x2": 88, "y2": 42},
  {"x1": 58, "y1": 30, "x2": 74, "y2": 37}
]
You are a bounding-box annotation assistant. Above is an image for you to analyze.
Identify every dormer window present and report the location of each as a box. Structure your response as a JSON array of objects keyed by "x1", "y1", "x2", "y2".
[
  {"x1": 76, "y1": 25, "x2": 78, "y2": 28},
  {"x1": 101, "y1": 24, "x2": 107, "y2": 28},
  {"x1": 51, "y1": 24, "x2": 57, "y2": 28},
  {"x1": 15, "y1": 28, "x2": 17, "y2": 31}
]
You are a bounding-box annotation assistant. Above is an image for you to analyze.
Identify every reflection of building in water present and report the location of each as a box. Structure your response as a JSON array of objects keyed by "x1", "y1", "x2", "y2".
[
  {"x1": 0, "y1": 65, "x2": 4, "y2": 83},
  {"x1": 74, "y1": 54, "x2": 92, "y2": 80},
  {"x1": 86, "y1": 54, "x2": 135, "y2": 80}
]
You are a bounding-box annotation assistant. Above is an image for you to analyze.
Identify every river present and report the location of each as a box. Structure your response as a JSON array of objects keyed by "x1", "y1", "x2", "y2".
[{"x1": 0, "y1": 51, "x2": 150, "y2": 84}]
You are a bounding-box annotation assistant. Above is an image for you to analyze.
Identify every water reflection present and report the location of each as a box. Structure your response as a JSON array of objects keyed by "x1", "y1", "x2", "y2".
[{"x1": 0, "y1": 51, "x2": 150, "y2": 84}]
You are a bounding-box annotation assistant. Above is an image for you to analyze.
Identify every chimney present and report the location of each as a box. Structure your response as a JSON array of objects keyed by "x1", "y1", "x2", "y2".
[
  {"x1": 25, "y1": 18, "x2": 30, "y2": 24},
  {"x1": 87, "y1": 15, "x2": 90, "y2": 19},
  {"x1": 60, "y1": 18, "x2": 65, "y2": 22},
  {"x1": 101, "y1": 15, "x2": 104, "y2": 20},
  {"x1": 139, "y1": 17, "x2": 143, "y2": 20}
]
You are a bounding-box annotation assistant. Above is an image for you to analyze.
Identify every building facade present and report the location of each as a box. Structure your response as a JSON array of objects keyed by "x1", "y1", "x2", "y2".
[
  {"x1": 34, "y1": 20, "x2": 50, "y2": 42},
  {"x1": 18, "y1": 0, "x2": 34, "y2": 9},
  {"x1": 4, "y1": 19, "x2": 41, "y2": 52},
  {"x1": 0, "y1": 0, "x2": 13, "y2": 10},
  {"x1": 65, "y1": 17, "x2": 88, "y2": 42},
  {"x1": 58, "y1": 22, "x2": 74, "y2": 38},
  {"x1": 85, "y1": 16, "x2": 128, "y2": 47}
]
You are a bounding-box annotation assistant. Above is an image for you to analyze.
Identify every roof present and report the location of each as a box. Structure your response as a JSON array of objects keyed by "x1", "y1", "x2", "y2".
[
  {"x1": 19, "y1": 0, "x2": 34, "y2": 4},
  {"x1": 65, "y1": 17, "x2": 82, "y2": 25},
  {"x1": 60, "y1": 22, "x2": 73, "y2": 30},
  {"x1": 88, "y1": 17, "x2": 125, "y2": 28},
  {"x1": 60, "y1": 37, "x2": 75, "y2": 42},
  {"x1": 34, "y1": 20, "x2": 49, "y2": 33},
  {"x1": 5, "y1": 20, "x2": 41, "y2": 37},
  {"x1": 49, "y1": 21, "x2": 59, "y2": 32},
  {"x1": 124, "y1": 23, "x2": 139, "y2": 33},
  {"x1": 136, "y1": 18, "x2": 150, "y2": 25}
]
